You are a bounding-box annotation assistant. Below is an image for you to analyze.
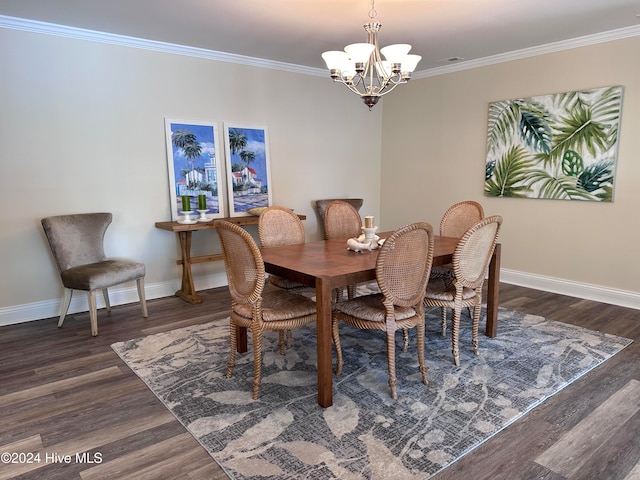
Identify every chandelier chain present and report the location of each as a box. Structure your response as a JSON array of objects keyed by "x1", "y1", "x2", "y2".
[{"x1": 368, "y1": 0, "x2": 377, "y2": 21}]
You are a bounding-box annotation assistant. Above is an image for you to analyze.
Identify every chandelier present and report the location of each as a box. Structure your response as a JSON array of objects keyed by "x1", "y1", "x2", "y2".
[{"x1": 321, "y1": 0, "x2": 421, "y2": 110}]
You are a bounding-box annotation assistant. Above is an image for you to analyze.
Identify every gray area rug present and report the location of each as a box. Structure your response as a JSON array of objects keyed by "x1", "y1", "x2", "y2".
[{"x1": 112, "y1": 307, "x2": 632, "y2": 479}]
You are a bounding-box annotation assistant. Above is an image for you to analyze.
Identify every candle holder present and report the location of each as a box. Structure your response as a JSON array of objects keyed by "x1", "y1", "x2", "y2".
[
  {"x1": 181, "y1": 210, "x2": 194, "y2": 222},
  {"x1": 362, "y1": 226, "x2": 379, "y2": 244},
  {"x1": 196, "y1": 209, "x2": 209, "y2": 221}
]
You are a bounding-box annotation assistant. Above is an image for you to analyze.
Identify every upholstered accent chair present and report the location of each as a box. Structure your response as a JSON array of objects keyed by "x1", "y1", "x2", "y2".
[
  {"x1": 215, "y1": 220, "x2": 317, "y2": 399},
  {"x1": 424, "y1": 215, "x2": 502, "y2": 366},
  {"x1": 41, "y1": 212, "x2": 148, "y2": 336},
  {"x1": 332, "y1": 222, "x2": 434, "y2": 400}
]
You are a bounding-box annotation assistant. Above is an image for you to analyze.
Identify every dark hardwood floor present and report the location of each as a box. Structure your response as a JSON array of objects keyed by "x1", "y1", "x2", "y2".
[{"x1": 1, "y1": 283, "x2": 638, "y2": 479}]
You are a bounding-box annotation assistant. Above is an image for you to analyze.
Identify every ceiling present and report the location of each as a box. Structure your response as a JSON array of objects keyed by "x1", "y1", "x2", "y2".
[{"x1": 1, "y1": 0, "x2": 639, "y2": 73}]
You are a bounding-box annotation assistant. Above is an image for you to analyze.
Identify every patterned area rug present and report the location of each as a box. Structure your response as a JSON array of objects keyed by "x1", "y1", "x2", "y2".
[{"x1": 112, "y1": 307, "x2": 631, "y2": 479}]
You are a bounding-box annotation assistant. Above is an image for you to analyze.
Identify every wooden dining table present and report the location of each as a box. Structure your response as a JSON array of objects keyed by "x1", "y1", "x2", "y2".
[{"x1": 259, "y1": 232, "x2": 502, "y2": 407}]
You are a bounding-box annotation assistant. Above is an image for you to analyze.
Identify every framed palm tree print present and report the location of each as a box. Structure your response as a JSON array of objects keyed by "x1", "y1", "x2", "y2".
[
  {"x1": 165, "y1": 119, "x2": 225, "y2": 220},
  {"x1": 223, "y1": 123, "x2": 273, "y2": 217},
  {"x1": 485, "y1": 86, "x2": 623, "y2": 201}
]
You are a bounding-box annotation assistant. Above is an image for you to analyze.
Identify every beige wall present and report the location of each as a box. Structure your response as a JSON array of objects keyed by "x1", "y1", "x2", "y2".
[
  {"x1": 0, "y1": 27, "x2": 382, "y2": 324},
  {"x1": 380, "y1": 36, "x2": 640, "y2": 302},
  {"x1": 2, "y1": 25, "x2": 639, "y2": 325}
]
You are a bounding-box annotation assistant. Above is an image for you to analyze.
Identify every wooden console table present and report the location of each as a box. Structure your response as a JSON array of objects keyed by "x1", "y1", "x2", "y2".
[{"x1": 155, "y1": 215, "x2": 306, "y2": 304}]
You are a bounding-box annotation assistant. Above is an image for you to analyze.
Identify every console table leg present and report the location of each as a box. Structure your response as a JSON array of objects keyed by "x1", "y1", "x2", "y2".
[{"x1": 175, "y1": 231, "x2": 202, "y2": 304}]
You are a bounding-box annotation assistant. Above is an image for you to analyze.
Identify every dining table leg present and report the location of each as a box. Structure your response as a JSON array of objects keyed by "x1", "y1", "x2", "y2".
[
  {"x1": 315, "y1": 276, "x2": 334, "y2": 408},
  {"x1": 485, "y1": 243, "x2": 501, "y2": 338},
  {"x1": 175, "y1": 231, "x2": 202, "y2": 304}
]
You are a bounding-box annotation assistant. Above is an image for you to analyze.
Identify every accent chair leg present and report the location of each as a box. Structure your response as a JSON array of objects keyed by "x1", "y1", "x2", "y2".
[
  {"x1": 137, "y1": 277, "x2": 148, "y2": 318},
  {"x1": 88, "y1": 290, "x2": 99, "y2": 336},
  {"x1": 102, "y1": 288, "x2": 111, "y2": 312},
  {"x1": 58, "y1": 288, "x2": 73, "y2": 328}
]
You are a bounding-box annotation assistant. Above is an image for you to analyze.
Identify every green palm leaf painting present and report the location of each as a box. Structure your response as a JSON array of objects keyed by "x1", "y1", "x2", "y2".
[{"x1": 485, "y1": 86, "x2": 623, "y2": 201}]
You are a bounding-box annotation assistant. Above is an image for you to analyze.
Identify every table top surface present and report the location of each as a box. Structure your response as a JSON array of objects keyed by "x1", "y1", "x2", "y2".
[{"x1": 260, "y1": 233, "x2": 459, "y2": 279}]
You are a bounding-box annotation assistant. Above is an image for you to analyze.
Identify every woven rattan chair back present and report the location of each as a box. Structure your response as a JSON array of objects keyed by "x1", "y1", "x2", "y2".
[
  {"x1": 315, "y1": 198, "x2": 363, "y2": 224},
  {"x1": 216, "y1": 220, "x2": 264, "y2": 304},
  {"x1": 323, "y1": 200, "x2": 363, "y2": 240},
  {"x1": 258, "y1": 206, "x2": 305, "y2": 247},
  {"x1": 452, "y1": 215, "x2": 502, "y2": 288},
  {"x1": 376, "y1": 222, "x2": 434, "y2": 308},
  {"x1": 439, "y1": 200, "x2": 484, "y2": 238}
]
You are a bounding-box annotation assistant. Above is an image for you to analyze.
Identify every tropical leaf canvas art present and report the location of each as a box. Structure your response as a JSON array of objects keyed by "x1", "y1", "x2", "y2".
[{"x1": 485, "y1": 86, "x2": 623, "y2": 201}]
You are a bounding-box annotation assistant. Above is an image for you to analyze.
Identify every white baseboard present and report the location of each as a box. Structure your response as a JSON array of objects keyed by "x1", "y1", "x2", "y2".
[
  {"x1": 500, "y1": 269, "x2": 640, "y2": 310},
  {"x1": 0, "y1": 272, "x2": 229, "y2": 327},
  {"x1": 2, "y1": 270, "x2": 639, "y2": 328}
]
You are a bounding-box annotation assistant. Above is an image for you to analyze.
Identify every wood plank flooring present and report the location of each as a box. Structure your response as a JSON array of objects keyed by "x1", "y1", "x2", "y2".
[{"x1": 1, "y1": 284, "x2": 638, "y2": 479}]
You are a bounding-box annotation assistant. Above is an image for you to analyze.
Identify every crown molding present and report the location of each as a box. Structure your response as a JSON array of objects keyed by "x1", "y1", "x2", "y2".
[
  {"x1": 1, "y1": 15, "x2": 639, "y2": 80},
  {"x1": 0, "y1": 15, "x2": 327, "y2": 77},
  {"x1": 413, "y1": 24, "x2": 640, "y2": 79}
]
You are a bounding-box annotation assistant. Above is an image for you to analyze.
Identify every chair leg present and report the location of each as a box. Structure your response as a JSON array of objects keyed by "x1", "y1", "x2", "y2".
[
  {"x1": 472, "y1": 297, "x2": 482, "y2": 356},
  {"x1": 451, "y1": 306, "x2": 462, "y2": 367},
  {"x1": 137, "y1": 278, "x2": 148, "y2": 318},
  {"x1": 277, "y1": 329, "x2": 293, "y2": 355},
  {"x1": 402, "y1": 329, "x2": 409, "y2": 353},
  {"x1": 88, "y1": 290, "x2": 99, "y2": 336},
  {"x1": 333, "y1": 288, "x2": 343, "y2": 303},
  {"x1": 386, "y1": 326, "x2": 398, "y2": 400},
  {"x1": 440, "y1": 307, "x2": 447, "y2": 336},
  {"x1": 226, "y1": 320, "x2": 237, "y2": 379},
  {"x1": 251, "y1": 326, "x2": 263, "y2": 400},
  {"x1": 332, "y1": 317, "x2": 343, "y2": 376},
  {"x1": 416, "y1": 322, "x2": 429, "y2": 386},
  {"x1": 347, "y1": 284, "x2": 356, "y2": 300},
  {"x1": 58, "y1": 288, "x2": 73, "y2": 327},
  {"x1": 102, "y1": 288, "x2": 111, "y2": 312}
]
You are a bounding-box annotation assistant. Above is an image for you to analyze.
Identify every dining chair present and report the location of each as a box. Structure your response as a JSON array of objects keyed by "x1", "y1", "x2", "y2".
[
  {"x1": 315, "y1": 198, "x2": 363, "y2": 232},
  {"x1": 258, "y1": 205, "x2": 312, "y2": 352},
  {"x1": 431, "y1": 200, "x2": 485, "y2": 320},
  {"x1": 439, "y1": 200, "x2": 485, "y2": 238},
  {"x1": 332, "y1": 222, "x2": 434, "y2": 400},
  {"x1": 424, "y1": 215, "x2": 502, "y2": 366},
  {"x1": 323, "y1": 200, "x2": 364, "y2": 300},
  {"x1": 215, "y1": 220, "x2": 317, "y2": 399},
  {"x1": 258, "y1": 206, "x2": 308, "y2": 291},
  {"x1": 41, "y1": 212, "x2": 148, "y2": 336}
]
